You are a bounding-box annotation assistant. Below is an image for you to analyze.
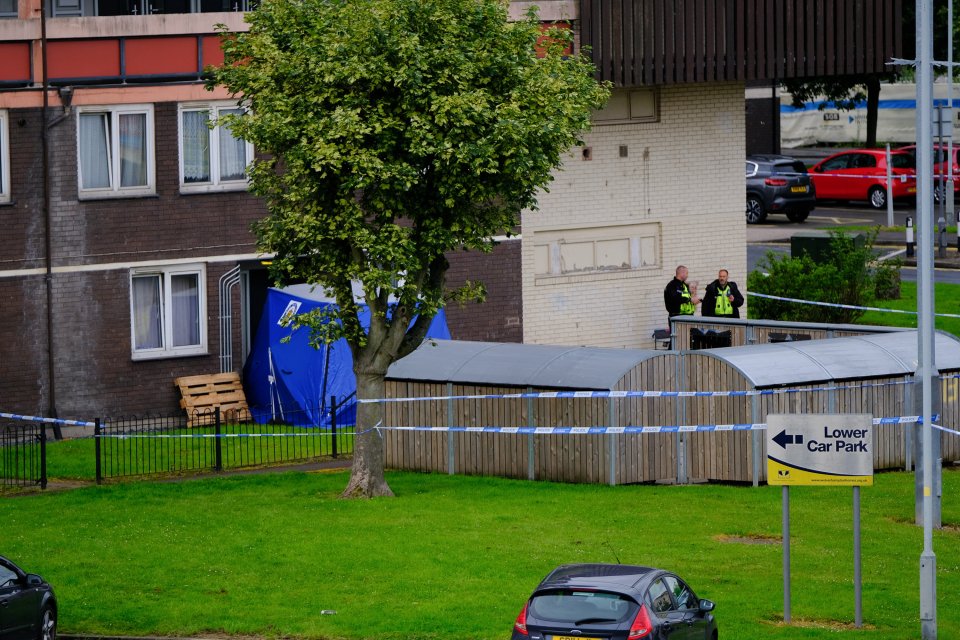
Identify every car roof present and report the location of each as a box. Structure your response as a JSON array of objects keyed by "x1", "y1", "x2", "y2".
[
  {"x1": 747, "y1": 154, "x2": 803, "y2": 163},
  {"x1": 823, "y1": 148, "x2": 908, "y2": 157},
  {"x1": 536, "y1": 563, "x2": 659, "y2": 595}
]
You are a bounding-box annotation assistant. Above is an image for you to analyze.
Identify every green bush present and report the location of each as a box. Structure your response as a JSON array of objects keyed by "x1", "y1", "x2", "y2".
[{"x1": 747, "y1": 228, "x2": 902, "y2": 323}]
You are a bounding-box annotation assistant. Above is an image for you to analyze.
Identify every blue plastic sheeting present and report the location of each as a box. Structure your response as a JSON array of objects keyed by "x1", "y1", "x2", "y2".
[{"x1": 243, "y1": 287, "x2": 450, "y2": 427}]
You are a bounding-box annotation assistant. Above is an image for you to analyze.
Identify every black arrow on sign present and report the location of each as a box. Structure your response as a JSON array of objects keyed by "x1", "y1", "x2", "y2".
[{"x1": 772, "y1": 430, "x2": 804, "y2": 449}]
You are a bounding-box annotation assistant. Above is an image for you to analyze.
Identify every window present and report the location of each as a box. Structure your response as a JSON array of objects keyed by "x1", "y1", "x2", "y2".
[
  {"x1": 662, "y1": 575, "x2": 696, "y2": 610},
  {"x1": 647, "y1": 578, "x2": 675, "y2": 613},
  {"x1": 0, "y1": 563, "x2": 17, "y2": 589},
  {"x1": 593, "y1": 88, "x2": 659, "y2": 125},
  {"x1": 0, "y1": 110, "x2": 8, "y2": 204},
  {"x1": 179, "y1": 103, "x2": 253, "y2": 192},
  {"x1": 78, "y1": 105, "x2": 155, "y2": 198},
  {"x1": 51, "y1": 0, "x2": 255, "y2": 17},
  {"x1": 130, "y1": 264, "x2": 207, "y2": 359},
  {"x1": 0, "y1": 0, "x2": 16, "y2": 18}
]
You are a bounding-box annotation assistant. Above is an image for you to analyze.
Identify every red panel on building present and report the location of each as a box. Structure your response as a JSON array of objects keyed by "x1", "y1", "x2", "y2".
[
  {"x1": 202, "y1": 36, "x2": 225, "y2": 69},
  {"x1": 0, "y1": 43, "x2": 31, "y2": 82},
  {"x1": 126, "y1": 37, "x2": 199, "y2": 76},
  {"x1": 48, "y1": 40, "x2": 121, "y2": 79}
]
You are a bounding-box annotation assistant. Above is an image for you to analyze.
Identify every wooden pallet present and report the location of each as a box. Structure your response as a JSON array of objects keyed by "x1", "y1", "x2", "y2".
[{"x1": 174, "y1": 372, "x2": 251, "y2": 427}]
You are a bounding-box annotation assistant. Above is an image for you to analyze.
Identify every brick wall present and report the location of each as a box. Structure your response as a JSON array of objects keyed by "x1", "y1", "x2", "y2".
[
  {"x1": 444, "y1": 239, "x2": 522, "y2": 343},
  {"x1": 522, "y1": 82, "x2": 747, "y2": 348},
  {"x1": 1, "y1": 102, "x2": 266, "y2": 417}
]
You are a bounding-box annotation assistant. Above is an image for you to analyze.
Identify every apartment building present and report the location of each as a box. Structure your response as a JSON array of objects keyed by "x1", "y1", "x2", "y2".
[{"x1": 0, "y1": 0, "x2": 902, "y2": 417}]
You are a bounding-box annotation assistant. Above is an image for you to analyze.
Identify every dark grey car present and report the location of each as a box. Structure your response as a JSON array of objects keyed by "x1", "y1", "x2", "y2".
[
  {"x1": 746, "y1": 154, "x2": 816, "y2": 224},
  {"x1": 0, "y1": 556, "x2": 57, "y2": 640},
  {"x1": 512, "y1": 563, "x2": 717, "y2": 640}
]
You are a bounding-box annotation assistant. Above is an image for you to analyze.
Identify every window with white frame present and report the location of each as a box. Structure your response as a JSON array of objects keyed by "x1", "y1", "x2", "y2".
[
  {"x1": 77, "y1": 104, "x2": 155, "y2": 198},
  {"x1": 130, "y1": 264, "x2": 207, "y2": 359},
  {"x1": 179, "y1": 103, "x2": 252, "y2": 192},
  {"x1": 0, "y1": 110, "x2": 9, "y2": 204}
]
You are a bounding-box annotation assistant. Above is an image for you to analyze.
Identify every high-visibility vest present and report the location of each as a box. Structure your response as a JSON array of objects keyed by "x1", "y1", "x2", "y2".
[
  {"x1": 714, "y1": 285, "x2": 733, "y2": 316},
  {"x1": 679, "y1": 285, "x2": 695, "y2": 315}
]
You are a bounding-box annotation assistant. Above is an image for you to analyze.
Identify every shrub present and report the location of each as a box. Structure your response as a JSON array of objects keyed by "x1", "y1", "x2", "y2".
[{"x1": 747, "y1": 228, "x2": 902, "y2": 323}]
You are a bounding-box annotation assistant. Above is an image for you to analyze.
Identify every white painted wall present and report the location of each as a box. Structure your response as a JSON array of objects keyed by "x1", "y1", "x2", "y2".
[{"x1": 522, "y1": 82, "x2": 746, "y2": 348}]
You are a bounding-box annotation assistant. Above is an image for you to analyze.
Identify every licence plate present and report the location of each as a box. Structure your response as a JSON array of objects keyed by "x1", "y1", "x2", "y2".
[
  {"x1": 908, "y1": 187, "x2": 917, "y2": 193},
  {"x1": 790, "y1": 185, "x2": 808, "y2": 193},
  {"x1": 552, "y1": 636, "x2": 602, "y2": 640}
]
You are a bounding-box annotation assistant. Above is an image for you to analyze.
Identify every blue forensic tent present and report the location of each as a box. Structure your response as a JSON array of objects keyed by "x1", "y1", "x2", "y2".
[{"x1": 243, "y1": 285, "x2": 450, "y2": 427}]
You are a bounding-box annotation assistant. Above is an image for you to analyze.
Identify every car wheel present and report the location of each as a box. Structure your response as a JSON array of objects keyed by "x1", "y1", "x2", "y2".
[
  {"x1": 868, "y1": 186, "x2": 887, "y2": 209},
  {"x1": 746, "y1": 195, "x2": 767, "y2": 224},
  {"x1": 786, "y1": 210, "x2": 809, "y2": 223},
  {"x1": 38, "y1": 606, "x2": 56, "y2": 640}
]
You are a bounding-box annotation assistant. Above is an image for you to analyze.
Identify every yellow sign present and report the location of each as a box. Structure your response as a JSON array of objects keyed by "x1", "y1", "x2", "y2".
[{"x1": 767, "y1": 458, "x2": 873, "y2": 486}]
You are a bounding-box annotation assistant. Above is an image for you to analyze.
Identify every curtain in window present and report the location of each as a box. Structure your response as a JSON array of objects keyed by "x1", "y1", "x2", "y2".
[
  {"x1": 171, "y1": 274, "x2": 200, "y2": 347},
  {"x1": 132, "y1": 275, "x2": 162, "y2": 350},
  {"x1": 182, "y1": 110, "x2": 211, "y2": 183},
  {"x1": 79, "y1": 113, "x2": 111, "y2": 189},
  {"x1": 119, "y1": 113, "x2": 147, "y2": 187},
  {"x1": 218, "y1": 108, "x2": 247, "y2": 181}
]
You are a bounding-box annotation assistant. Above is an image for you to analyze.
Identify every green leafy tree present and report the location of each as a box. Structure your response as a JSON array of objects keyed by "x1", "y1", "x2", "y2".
[
  {"x1": 208, "y1": 0, "x2": 609, "y2": 497},
  {"x1": 747, "y1": 229, "x2": 902, "y2": 324}
]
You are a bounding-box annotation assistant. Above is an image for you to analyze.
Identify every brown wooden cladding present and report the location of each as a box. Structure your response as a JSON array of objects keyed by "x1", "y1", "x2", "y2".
[
  {"x1": 382, "y1": 356, "x2": 958, "y2": 486},
  {"x1": 581, "y1": 0, "x2": 903, "y2": 87}
]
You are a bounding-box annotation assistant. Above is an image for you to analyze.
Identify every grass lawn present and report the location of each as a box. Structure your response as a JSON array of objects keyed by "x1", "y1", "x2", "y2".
[
  {"x1": 860, "y1": 280, "x2": 960, "y2": 336},
  {"x1": 2, "y1": 468, "x2": 959, "y2": 640}
]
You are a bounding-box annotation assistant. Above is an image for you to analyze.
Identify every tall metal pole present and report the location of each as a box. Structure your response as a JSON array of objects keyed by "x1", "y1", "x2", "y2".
[
  {"x1": 916, "y1": 1, "x2": 938, "y2": 637},
  {"x1": 948, "y1": 0, "x2": 955, "y2": 225}
]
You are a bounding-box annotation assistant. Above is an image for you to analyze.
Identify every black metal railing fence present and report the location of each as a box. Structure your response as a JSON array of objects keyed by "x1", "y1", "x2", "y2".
[
  {"x1": 95, "y1": 399, "x2": 353, "y2": 483},
  {"x1": 0, "y1": 419, "x2": 46, "y2": 490}
]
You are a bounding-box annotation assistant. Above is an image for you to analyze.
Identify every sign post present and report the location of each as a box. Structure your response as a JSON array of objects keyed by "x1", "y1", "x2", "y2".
[{"x1": 767, "y1": 413, "x2": 874, "y2": 628}]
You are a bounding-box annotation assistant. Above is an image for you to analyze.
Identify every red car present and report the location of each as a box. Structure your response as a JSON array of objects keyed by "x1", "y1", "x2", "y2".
[
  {"x1": 897, "y1": 143, "x2": 960, "y2": 203},
  {"x1": 809, "y1": 148, "x2": 916, "y2": 209}
]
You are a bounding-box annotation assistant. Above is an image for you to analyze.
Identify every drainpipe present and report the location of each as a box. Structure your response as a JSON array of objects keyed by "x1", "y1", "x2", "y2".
[{"x1": 40, "y1": 0, "x2": 60, "y2": 438}]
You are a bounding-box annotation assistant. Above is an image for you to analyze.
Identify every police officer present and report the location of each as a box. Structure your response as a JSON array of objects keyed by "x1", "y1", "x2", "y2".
[
  {"x1": 702, "y1": 269, "x2": 744, "y2": 318},
  {"x1": 664, "y1": 265, "x2": 700, "y2": 318}
]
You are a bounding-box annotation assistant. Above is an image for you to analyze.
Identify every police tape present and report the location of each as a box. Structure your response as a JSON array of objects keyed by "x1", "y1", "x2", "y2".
[
  {"x1": 746, "y1": 291, "x2": 960, "y2": 319},
  {"x1": 356, "y1": 379, "x2": 915, "y2": 405},
  {"x1": 0, "y1": 412, "x2": 96, "y2": 427},
  {"x1": 95, "y1": 431, "x2": 352, "y2": 440},
  {"x1": 933, "y1": 423, "x2": 960, "y2": 437},
  {"x1": 353, "y1": 415, "x2": 937, "y2": 436}
]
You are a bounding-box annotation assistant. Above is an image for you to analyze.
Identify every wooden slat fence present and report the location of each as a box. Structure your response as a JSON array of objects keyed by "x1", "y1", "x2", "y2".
[{"x1": 383, "y1": 355, "x2": 958, "y2": 486}]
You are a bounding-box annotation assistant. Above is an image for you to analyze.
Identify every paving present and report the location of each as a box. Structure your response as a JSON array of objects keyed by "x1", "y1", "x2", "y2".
[{"x1": 746, "y1": 222, "x2": 960, "y2": 269}]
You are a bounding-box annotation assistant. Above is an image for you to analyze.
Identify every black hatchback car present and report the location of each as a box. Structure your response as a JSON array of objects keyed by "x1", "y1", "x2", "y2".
[
  {"x1": 512, "y1": 563, "x2": 717, "y2": 640},
  {"x1": 0, "y1": 556, "x2": 57, "y2": 640},
  {"x1": 746, "y1": 154, "x2": 816, "y2": 224}
]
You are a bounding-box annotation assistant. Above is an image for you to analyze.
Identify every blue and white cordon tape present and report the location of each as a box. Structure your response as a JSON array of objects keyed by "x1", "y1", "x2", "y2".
[
  {"x1": 358, "y1": 415, "x2": 936, "y2": 437},
  {"x1": 0, "y1": 412, "x2": 96, "y2": 427},
  {"x1": 746, "y1": 291, "x2": 960, "y2": 319},
  {"x1": 359, "y1": 379, "x2": 915, "y2": 405}
]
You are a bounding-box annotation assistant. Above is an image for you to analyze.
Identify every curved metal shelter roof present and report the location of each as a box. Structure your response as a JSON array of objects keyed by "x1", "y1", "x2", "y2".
[
  {"x1": 386, "y1": 340, "x2": 663, "y2": 390},
  {"x1": 696, "y1": 330, "x2": 960, "y2": 388}
]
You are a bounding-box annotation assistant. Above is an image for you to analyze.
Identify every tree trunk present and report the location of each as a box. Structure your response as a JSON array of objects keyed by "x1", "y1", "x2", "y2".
[
  {"x1": 341, "y1": 370, "x2": 395, "y2": 499},
  {"x1": 865, "y1": 76, "x2": 881, "y2": 148}
]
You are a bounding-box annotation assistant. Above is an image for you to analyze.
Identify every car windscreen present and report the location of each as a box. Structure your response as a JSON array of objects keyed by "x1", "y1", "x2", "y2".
[
  {"x1": 773, "y1": 161, "x2": 807, "y2": 175},
  {"x1": 528, "y1": 589, "x2": 637, "y2": 624},
  {"x1": 890, "y1": 154, "x2": 916, "y2": 169}
]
